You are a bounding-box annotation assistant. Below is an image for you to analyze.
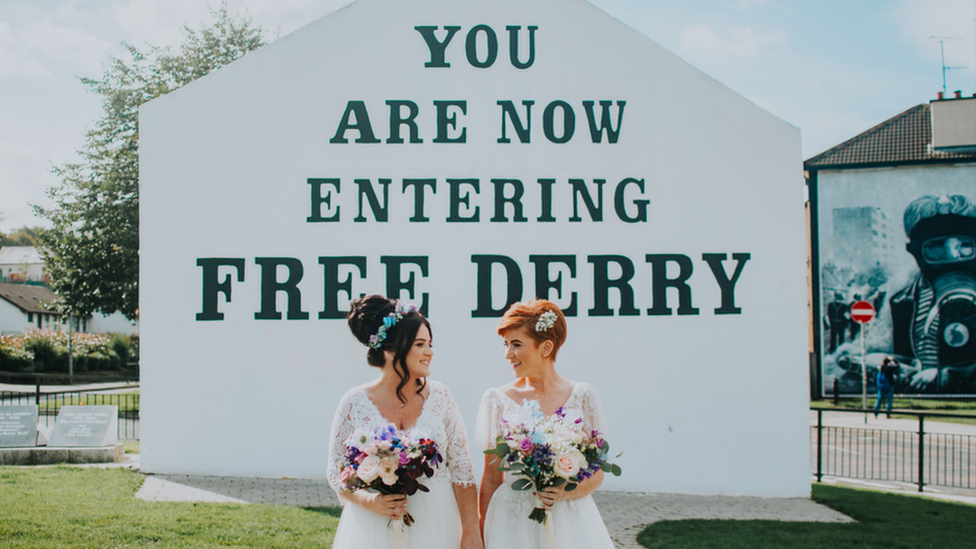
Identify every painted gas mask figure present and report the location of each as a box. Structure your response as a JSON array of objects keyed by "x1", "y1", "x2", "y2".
[{"x1": 890, "y1": 195, "x2": 976, "y2": 392}]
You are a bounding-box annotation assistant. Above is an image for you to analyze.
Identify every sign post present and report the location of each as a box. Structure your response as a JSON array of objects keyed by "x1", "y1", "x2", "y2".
[{"x1": 850, "y1": 300, "x2": 876, "y2": 422}]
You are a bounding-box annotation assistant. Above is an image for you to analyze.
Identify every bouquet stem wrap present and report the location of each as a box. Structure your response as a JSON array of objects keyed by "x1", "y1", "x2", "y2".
[
  {"x1": 532, "y1": 495, "x2": 557, "y2": 549},
  {"x1": 389, "y1": 514, "x2": 407, "y2": 549}
]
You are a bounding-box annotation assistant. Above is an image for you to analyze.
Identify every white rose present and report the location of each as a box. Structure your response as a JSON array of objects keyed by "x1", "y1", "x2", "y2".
[
  {"x1": 553, "y1": 452, "x2": 582, "y2": 479},
  {"x1": 356, "y1": 455, "x2": 381, "y2": 483}
]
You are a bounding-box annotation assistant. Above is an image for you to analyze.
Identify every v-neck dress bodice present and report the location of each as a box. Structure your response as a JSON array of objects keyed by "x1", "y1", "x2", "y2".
[
  {"x1": 327, "y1": 379, "x2": 475, "y2": 549},
  {"x1": 475, "y1": 381, "x2": 615, "y2": 549}
]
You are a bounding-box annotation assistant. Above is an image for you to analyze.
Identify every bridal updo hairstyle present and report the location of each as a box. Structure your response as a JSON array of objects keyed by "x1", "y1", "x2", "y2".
[
  {"x1": 347, "y1": 295, "x2": 430, "y2": 403},
  {"x1": 496, "y1": 299, "x2": 568, "y2": 360}
]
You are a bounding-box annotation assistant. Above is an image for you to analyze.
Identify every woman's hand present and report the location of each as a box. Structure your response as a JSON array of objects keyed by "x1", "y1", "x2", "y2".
[
  {"x1": 536, "y1": 485, "x2": 567, "y2": 510},
  {"x1": 362, "y1": 492, "x2": 408, "y2": 519}
]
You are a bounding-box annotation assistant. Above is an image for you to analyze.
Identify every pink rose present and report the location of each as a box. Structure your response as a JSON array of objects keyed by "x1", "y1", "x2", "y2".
[
  {"x1": 554, "y1": 452, "x2": 581, "y2": 479},
  {"x1": 340, "y1": 466, "x2": 355, "y2": 484},
  {"x1": 379, "y1": 456, "x2": 400, "y2": 486},
  {"x1": 518, "y1": 437, "x2": 535, "y2": 453},
  {"x1": 356, "y1": 455, "x2": 381, "y2": 483}
]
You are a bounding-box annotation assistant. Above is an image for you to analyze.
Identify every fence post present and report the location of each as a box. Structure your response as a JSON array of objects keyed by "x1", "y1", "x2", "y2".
[
  {"x1": 917, "y1": 415, "x2": 925, "y2": 493},
  {"x1": 816, "y1": 409, "x2": 823, "y2": 482},
  {"x1": 35, "y1": 379, "x2": 41, "y2": 406},
  {"x1": 832, "y1": 379, "x2": 839, "y2": 406}
]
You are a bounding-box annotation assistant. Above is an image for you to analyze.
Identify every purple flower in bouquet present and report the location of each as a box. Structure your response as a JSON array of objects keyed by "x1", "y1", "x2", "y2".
[
  {"x1": 485, "y1": 400, "x2": 622, "y2": 525},
  {"x1": 339, "y1": 424, "x2": 442, "y2": 528}
]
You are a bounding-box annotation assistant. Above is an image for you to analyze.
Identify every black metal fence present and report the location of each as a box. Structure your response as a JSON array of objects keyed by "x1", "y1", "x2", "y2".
[
  {"x1": 812, "y1": 408, "x2": 975, "y2": 492},
  {"x1": 1, "y1": 384, "x2": 140, "y2": 441}
]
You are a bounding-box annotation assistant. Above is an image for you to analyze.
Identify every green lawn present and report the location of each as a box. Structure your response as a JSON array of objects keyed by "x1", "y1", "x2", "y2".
[
  {"x1": 38, "y1": 391, "x2": 140, "y2": 413},
  {"x1": 4, "y1": 467, "x2": 974, "y2": 548},
  {"x1": 0, "y1": 467, "x2": 339, "y2": 548},
  {"x1": 638, "y1": 484, "x2": 975, "y2": 549},
  {"x1": 811, "y1": 399, "x2": 976, "y2": 426}
]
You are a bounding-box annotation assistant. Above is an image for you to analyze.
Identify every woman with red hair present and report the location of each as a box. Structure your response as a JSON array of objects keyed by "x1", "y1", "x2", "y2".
[{"x1": 475, "y1": 300, "x2": 614, "y2": 549}]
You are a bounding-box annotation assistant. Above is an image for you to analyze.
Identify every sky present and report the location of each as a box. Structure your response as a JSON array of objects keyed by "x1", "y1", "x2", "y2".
[{"x1": 1, "y1": 0, "x2": 974, "y2": 233}]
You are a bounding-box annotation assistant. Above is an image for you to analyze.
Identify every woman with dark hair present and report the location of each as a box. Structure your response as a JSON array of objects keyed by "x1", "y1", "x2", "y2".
[
  {"x1": 475, "y1": 299, "x2": 615, "y2": 549},
  {"x1": 327, "y1": 295, "x2": 482, "y2": 549}
]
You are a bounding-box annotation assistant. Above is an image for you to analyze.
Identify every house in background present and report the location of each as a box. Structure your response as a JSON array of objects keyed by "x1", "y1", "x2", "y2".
[
  {"x1": 0, "y1": 282, "x2": 66, "y2": 333},
  {"x1": 0, "y1": 246, "x2": 47, "y2": 283},
  {"x1": 0, "y1": 246, "x2": 139, "y2": 335},
  {"x1": 805, "y1": 93, "x2": 976, "y2": 398}
]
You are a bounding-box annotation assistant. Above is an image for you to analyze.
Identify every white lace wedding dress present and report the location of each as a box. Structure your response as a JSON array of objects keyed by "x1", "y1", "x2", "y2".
[
  {"x1": 327, "y1": 379, "x2": 475, "y2": 549},
  {"x1": 475, "y1": 381, "x2": 616, "y2": 549}
]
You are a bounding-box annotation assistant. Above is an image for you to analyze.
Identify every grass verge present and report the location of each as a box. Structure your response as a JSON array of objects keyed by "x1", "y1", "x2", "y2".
[
  {"x1": 0, "y1": 466, "x2": 338, "y2": 548},
  {"x1": 38, "y1": 391, "x2": 140, "y2": 413},
  {"x1": 811, "y1": 399, "x2": 976, "y2": 426},
  {"x1": 637, "y1": 484, "x2": 975, "y2": 549}
]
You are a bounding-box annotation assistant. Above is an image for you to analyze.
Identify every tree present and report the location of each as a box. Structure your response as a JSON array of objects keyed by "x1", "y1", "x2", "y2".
[
  {"x1": 0, "y1": 226, "x2": 43, "y2": 247},
  {"x1": 34, "y1": 3, "x2": 266, "y2": 319}
]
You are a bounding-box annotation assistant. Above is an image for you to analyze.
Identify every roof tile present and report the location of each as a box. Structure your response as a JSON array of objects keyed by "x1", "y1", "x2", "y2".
[{"x1": 805, "y1": 103, "x2": 976, "y2": 169}]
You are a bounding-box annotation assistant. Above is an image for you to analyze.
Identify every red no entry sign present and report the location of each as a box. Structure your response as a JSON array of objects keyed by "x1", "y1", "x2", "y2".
[{"x1": 850, "y1": 300, "x2": 875, "y2": 323}]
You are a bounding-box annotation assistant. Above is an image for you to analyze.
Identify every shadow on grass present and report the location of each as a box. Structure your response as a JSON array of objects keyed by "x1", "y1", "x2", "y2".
[
  {"x1": 637, "y1": 485, "x2": 975, "y2": 549},
  {"x1": 302, "y1": 506, "x2": 343, "y2": 518}
]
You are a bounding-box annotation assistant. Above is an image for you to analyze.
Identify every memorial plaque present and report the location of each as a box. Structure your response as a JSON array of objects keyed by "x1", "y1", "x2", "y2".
[
  {"x1": 0, "y1": 405, "x2": 38, "y2": 448},
  {"x1": 48, "y1": 406, "x2": 118, "y2": 448}
]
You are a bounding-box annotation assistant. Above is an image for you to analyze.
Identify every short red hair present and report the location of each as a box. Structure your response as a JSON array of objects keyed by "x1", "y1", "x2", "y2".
[{"x1": 496, "y1": 300, "x2": 568, "y2": 360}]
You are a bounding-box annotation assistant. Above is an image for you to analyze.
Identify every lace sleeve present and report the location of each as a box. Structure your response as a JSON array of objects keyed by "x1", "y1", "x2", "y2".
[
  {"x1": 473, "y1": 389, "x2": 501, "y2": 451},
  {"x1": 438, "y1": 384, "x2": 476, "y2": 487},
  {"x1": 577, "y1": 382, "x2": 610, "y2": 438},
  {"x1": 326, "y1": 389, "x2": 357, "y2": 496}
]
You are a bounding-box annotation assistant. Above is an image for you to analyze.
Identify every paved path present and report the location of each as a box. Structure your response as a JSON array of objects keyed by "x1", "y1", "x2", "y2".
[{"x1": 127, "y1": 458, "x2": 853, "y2": 549}]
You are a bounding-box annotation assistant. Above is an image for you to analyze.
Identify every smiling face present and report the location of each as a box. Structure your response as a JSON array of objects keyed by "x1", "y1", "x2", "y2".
[
  {"x1": 403, "y1": 323, "x2": 433, "y2": 379},
  {"x1": 502, "y1": 327, "x2": 554, "y2": 378}
]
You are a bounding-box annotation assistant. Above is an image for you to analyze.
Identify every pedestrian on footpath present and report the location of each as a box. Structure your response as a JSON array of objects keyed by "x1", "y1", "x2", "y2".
[{"x1": 874, "y1": 357, "x2": 899, "y2": 418}]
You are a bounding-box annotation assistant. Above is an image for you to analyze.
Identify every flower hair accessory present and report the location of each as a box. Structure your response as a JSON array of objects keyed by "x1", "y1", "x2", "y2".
[
  {"x1": 368, "y1": 301, "x2": 420, "y2": 350},
  {"x1": 534, "y1": 310, "x2": 557, "y2": 333}
]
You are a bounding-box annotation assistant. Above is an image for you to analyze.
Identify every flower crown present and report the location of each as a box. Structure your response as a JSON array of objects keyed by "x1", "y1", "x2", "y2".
[
  {"x1": 535, "y1": 310, "x2": 557, "y2": 332},
  {"x1": 368, "y1": 301, "x2": 420, "y2": 350}
]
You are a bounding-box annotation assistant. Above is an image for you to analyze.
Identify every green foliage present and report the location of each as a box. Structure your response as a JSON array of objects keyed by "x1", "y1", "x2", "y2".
[
  {"x1": 33, "y1": 2, "x2": 266, "y2": 319},
  {"x1": 0, "y1": 226, "x2": 43, "y2": 247},
  {"x1": 110, "y1": 333, "x2": 140, "y2": 365},
  {"x1": 0, "y1": 330, "x2": 137, "y2": 373},
  {"x1": 638, "y1": 484, "x2": 976, "y2": 549},
  {"x1": 0, "y1": 336, "x2": 34, "y2": 372},
  {"x1": 21, "y1": 333, "x2": 68, "y2": 373},
  {"x1": 0, "y1": 467, "x2": 338, "y2": 548}
]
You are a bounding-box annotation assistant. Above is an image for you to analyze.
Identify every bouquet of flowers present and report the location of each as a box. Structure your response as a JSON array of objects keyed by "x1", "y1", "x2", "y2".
[
  {"x1": 485, "y1": 400, "x2": 622, "y2": 525},
  {"x1": 339, "y1": 423, "x2": 442, "y2": 527}
]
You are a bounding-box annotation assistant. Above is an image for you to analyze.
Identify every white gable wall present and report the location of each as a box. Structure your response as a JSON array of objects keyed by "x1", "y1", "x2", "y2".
[{"x1": 140, "y1": 0, "x2": 808, "y2": 497}]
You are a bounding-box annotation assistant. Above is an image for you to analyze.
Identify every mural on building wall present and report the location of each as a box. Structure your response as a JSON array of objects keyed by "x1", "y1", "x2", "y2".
[{"x1": 822, "y1": 187, "x2": 976, "y2": 396}]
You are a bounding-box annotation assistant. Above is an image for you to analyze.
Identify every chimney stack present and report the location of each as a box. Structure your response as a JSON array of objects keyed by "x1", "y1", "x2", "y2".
[
  {"x1": 931, "y1": 93, "x2": 976, "y2": 152},
  {"x1": 937, "y1": 91, "x2": 944, "y2": 100}
]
